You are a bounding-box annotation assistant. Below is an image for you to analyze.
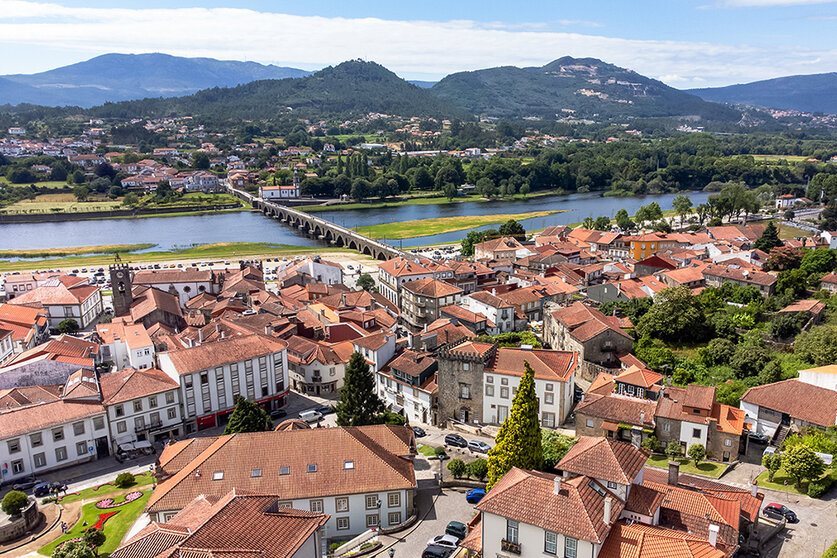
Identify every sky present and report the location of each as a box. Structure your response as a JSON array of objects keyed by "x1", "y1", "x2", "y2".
[{"x1": 2, "y1": 0, "x2": 837, "y2": 88}]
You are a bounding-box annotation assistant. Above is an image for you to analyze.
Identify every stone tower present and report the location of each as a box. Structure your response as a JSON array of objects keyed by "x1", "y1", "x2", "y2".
[{"x1": 109, "y1": 263, "x2": 133, "y2": 317}]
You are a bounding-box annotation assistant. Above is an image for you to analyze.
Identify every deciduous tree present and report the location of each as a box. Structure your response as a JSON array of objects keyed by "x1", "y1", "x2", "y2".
[{"x1": 782, "y1": 444, "x2": 825, "y2": 489}]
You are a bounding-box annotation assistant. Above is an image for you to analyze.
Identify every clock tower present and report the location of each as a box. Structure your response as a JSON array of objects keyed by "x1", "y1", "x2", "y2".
[{"x1": 109, "y1": 263, "x2": 133, "y2": 317}]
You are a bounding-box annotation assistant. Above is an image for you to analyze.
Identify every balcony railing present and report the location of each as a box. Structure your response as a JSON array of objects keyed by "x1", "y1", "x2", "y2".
[
  {"x1": 312, "y1": 376, "x2": 322, "y2": 383},
  {"x1": 501, "y1": 540, "x2": 521, "y2": 554}
]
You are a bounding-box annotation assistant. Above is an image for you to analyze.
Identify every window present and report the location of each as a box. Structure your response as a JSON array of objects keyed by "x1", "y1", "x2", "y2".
[
  {"x1": 544, "y1": 392, "x2": 554, "y2": 405},
  {"x1": 663, "y1": 422, "x2": 671, "y2": 432},
  {"x1": 150, "y1": 411, "x2": 160, "y2": 425},
  {"x1": 693, "y1": 408, "x2": 701, "y2": 415},
  {"x1": 278, "y1": 501, "x2": 292, "y2": 508},
  {"x1": 486, "y1": 376, "x2": 493, "y2": 384},
  {"x1": 166, "y1": 392, "x2": 175, "y2": 404},
  {"x1": 55, "y1": 447, "x2": 68, "y2": 462},
  {"x1": 310, "y1": 499, "x2": 324, "y2": 513},
  {"x1": 692, "y1": 428, "x2": 701, "y2": 438},
  {"x1": 506, "y1": 520, "x2": 519, "y2": 544},
  {"x1": 7, "y1": 439, "x2": 20, "y2": 454},
  {"x1": 485, "y1": 385, "x2": 494, "y2": 397},
  {"x1": 168, "y1": 407, "x2": 177, "y2": 420},
  {"x1": 545, "y1": 383, "x2": 554, "y2": 392},
  {"x1": 200, "y1": 372, "x2": 208, "y2": 385},
  {"x1": 30, "y1": 433, "x2": 42, "y2": 447},
  {"x1": 336, "y1": 517, "x2": 350, "y2": 531},
  {"x1": 544, "y1": 531, "x2": 558, "y2": 555},
  {"x1": 366, "y1": 495, "x2": 379, "y2": 510},
  {"x1": 586, "y1": 419, "x2": 595, "y2": 428},
  {"x1": 388, "y1": 512, "x2": 402, "y2": 525},
  {"x1": 93, "y1": 417, "x2": 105, "y2": 431},
  {"x1": 33, "y1": 453, "x2": 46, "y2": 468},
  {"x1": 117, "y1": 421, "x2": 127, "y2": 434},
  {"x1": 149, "y1": 396, "x2": 158, "y2": 409},
  {"x1": 724, "y1": 439, "x2": 732, "y2": 447},
  {"x1": 76, "y1": 441, "x2": 88, "y2": 456},
  {"x1": 459, "y1": 384, "x2": 470, "y2": 400},
  {"x1": 607, "y1": 481, "x2": 617, "y2": 489},
  {"x1": 115, "y1": 405, "x2": 124, "y2": 417},
  {"x1": 11, "y1": 460, "x2": 23, "y2": 474},
  {"x1": 500, "y1": 387, "x2": 509, "y2": 399},
  {"x1": 134, "y1": 400, "x2": 143, "y2": 413},
  {"x1": 366, "y1": 514, "x2": 379, "y2": 528},
  {"x1": 212, "y1": 471, "x2": 224, "y2": 480},
  {"x1": 565, "y1": 536, "x2": 578, "y2": 558},
  {"x1": 73, "y1": 421, "x2": 85, "y2": 436},
  {"x1": 335, "y1": 497, "x2": 349, "y2": 512},
  {"x1": 251, "y1": 468, "x2": 262, "y2": 478},
  {"x1": 135, "y1": 417, "x2": 145, "y2": 431},
  {"x1": 279, "y1": 466, "x2": 290, "y2": 476},
  {"x1": 52, "y1": 428, "x2": 64, "y2": 442},
  {"x1": 542, "y1": 413, "x2": 555, "y2": 428},
  {"x1": 387, "y1": 492, "x2": 400, "y2": 508},
  {"x1": 462, "y1": 362, "x2": 469, "y2": 371},
  {"x1": 344, "y1": 461, "x2": 354, "y2": 470},
  {"x1": 307, "y1": 464, "x2": 317, "y2": 473},
  {"x1": 501, "y1": 377, "x2": 508, "y2": 386}
]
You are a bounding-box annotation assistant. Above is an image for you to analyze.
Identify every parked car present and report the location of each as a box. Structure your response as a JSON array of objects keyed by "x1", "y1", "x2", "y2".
[
  {"x1": 299, "y1": 410, "x2": 323, "y2": 423},
  {"x1": 412, "y1": 426, "x2": 427, "y2": 438},
  {"x1": 270, "y1": 409, "x2": 287, "y2": 419},
  {"x1": 763, "y1": 503, "x2": 798, "y2": 523},
  {"x1": 748, "y1": 431, "x2": 769, "y2": 444},
  {"x1": 34, "y1": 481, "x2": 66, "y2": 497},
  {"x1": 315, "y1": 405, "x2": 334, "y2": 416},
  {"x1": 574, "y1": 385, "x2": 584, "y2": 401},
  {"x1": 763, "y1": 446, "x2": 778, "y2": 458},
  {"x1": 445, "y1": 521, "x2": 467, "y2": 541},
  {"x1": 426, "y1": 535, "x2": 460, "y2": 550},
  {"x1": 468, "y1": 440, "x2": 491, "y2": 453},
  {"x1": 422, "y1": 545, "x2": 453, "y2": 558},
  {"x1": 444, "y1": 433, "x2": 467, "y2": 448},
  {"x1": 465, "y1": 488, "x2": 486, "y2": 504},
  {"x1": 11, "y1": 476, "x2": 40, "y2": 491}
]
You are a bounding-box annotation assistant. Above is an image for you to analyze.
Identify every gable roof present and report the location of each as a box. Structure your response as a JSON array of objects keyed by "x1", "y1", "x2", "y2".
[
  {"x1": 550, "y1": 302, "x2": 632, "y2": 342},
  {"x1": 575, "y1": 393, "x2": 657, "y2": 428},
  {"x1": 598, "y1": 521, "x2": 727, "y2": 558},
  {"x1": 100, "y1": 368, "x2": 179, "y2": 405},
  {"x1": 557, "y1": 437, "x2": 649, "y2": 485},
  {"x1": 740, "y1": 378, "x2": 837, "y2": 427},
  {"x1": 161, "y1": 334, "x2": 287, "y2": 376}
]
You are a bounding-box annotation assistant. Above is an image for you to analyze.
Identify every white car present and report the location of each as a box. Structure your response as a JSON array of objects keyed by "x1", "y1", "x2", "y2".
[
  {"x1": 426, "y1": 535, "x2": 460, "y2": 550},
  {"x1": 299, "y1": 409, "x2": 323, "y2": 423}
]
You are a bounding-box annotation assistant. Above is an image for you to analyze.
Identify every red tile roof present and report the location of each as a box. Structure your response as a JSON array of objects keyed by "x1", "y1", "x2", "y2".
[
  {"x1": 550, "y1": 302, "x2": 632, "y2": 342},
  {"x1": 557, "y1": 437, "x2": 650, "y2": 485},
  {"x1": 401, "y1": 277, "x2": 463, "y2": 298},
  {"x1": 161, "y1": 334, "x2": 287, "y2": 376},
  {"x1": 575, "y1": 393, "x2": 657, "y2": 428},
  {"x1": 100, "y1": 368, "x2": 179, "y2": 405},
  {"x1": 740, "y1": 378, "x2": 837, "y2": 427},
  {"x1": 598, "y1": 521, "x2": 728, "y2": 558}
]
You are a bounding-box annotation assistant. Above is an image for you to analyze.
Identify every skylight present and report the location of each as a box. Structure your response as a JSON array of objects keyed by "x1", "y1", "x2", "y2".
[
  {"x1": 212, "y1": 471, "x2": 224, "y2": 481},
  {"x1": 251, "y1": 468, "x2": 262, "y2": 478},
  {"x1": 344, "y1": 460, "x2": 355, "y2": 470},
  {"x1": 279, "y1": 466, "x2": 290, "y2": 475},
  {"x1": 307, "y1": 464, "x2": 318, "y2": 473}
]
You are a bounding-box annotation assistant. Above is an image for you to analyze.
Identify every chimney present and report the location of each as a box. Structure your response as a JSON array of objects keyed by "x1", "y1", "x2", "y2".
[
  {"x1": 668, "y1": 460, "x2": 680, "y2": 486},
  {"x1": 603, "y1": 496, "x2": 612, "y2": 525},
  {"x1": 492, "y1": 288, "x2": 497, "y2": 296},
  {"x1": 553, "y1": 476, "x2": 561, "y2": 495},
  {"x1": 708, "y1": 524, "x2": 719, "y2": 548},
  {"x1": 198, "y1": 329, "x2": 203, "y2": 344},
  {"x1": 750, "y1": 480, "x2": 758, "y2": 498}
]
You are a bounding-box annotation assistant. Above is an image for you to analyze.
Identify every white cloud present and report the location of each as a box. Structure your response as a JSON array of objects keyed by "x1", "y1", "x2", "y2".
[{"x1": 0, "y1": 0, "x2": 835, "y2": 88}]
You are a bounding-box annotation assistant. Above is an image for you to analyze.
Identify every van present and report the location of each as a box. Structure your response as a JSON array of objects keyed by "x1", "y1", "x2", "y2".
[{"x1": 299, "y1": 410, "x2": 323, "y2": 423}]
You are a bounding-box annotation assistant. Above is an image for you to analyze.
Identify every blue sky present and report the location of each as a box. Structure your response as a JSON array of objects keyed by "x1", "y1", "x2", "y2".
[{"x1": 2, "y1": 0, "x2": 837, "y2": 87}]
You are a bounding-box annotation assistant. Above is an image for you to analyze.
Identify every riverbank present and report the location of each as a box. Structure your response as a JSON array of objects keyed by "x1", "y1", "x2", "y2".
[
  {"x1": 356, "y1": 210, "x2": 568, "y2": 240},
  {"x1": 0, "y1": 243, "x2": 155, "y2": 259},
  {"x1": 0, "y1": 203, "x2": 245, "y2": 224},
  {"x1": 298, "y1": 189, "x2": 564, "y2": 213},
  {"x1": 0, "y1": 242, "x2": 351, "y2": 272}
]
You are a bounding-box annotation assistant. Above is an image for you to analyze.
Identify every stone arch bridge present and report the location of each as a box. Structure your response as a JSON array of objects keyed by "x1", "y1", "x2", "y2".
[{"x1": 229, "y1": 187, "x2": 409, "y2": 261}]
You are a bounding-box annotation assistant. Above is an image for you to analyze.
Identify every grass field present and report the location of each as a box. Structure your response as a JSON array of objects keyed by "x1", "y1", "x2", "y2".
[
  {"x1": 0, "y1": 242, "x2": 353, "y2": 272},
  {"x1": 300, "y1": 189, "x2": 562, "y2": 213},
  {"x1": 646, "y1": 455, "x2": 726, "y2": 478},
  {"x1": 754, "y1": 467, "x2": 835, "y2": 495},
  {"x1": 0, "y1": 244, "x2": 155, "y2": 259},
  {"x1": 355, "y1": 210, "x2": 567, "y2": 240},
  {"x1": 40, "y1": 490, "x2": 151, "y2": 556},
  {"x1": 0, "y1": 193, "x2": 122, "y2": 214},
  {"x1": 0, "y1": 177, "x2": 70, "y2": 189},
  {"x1": 751, "y1": 154, "x2": 809, "y2": 163},
  {"x1": 57, "y1": 473, "x2": 155, "y2": 504}
]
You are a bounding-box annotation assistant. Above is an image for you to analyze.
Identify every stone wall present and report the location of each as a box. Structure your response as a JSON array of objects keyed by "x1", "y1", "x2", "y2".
[{"x1": 0, "y1": 497, "x2": 39, "y2": 543}]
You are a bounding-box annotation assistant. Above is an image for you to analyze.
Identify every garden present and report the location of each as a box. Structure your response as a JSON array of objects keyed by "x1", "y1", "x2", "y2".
[{"x1": 758, "y1": 428, "x2": 837, "y2": 497}]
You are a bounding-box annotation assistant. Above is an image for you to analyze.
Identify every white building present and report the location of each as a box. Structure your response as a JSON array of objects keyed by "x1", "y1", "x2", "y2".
[
  {"x1": 376, "y1": 350, "x2": 437, "y2": 425},
  {"x1": 132, "y1": 269, "x2": 219, "y2": 306},
  {"x1": 8, "y1": 278, "x2": 102, "y2": 330},
  {"x1": 96, "y1": 322, "x2": 155, "y2": 370},
  {"x1": 376, "y1": 258, "x2": 434, "y2": 309},
  {"x1": 157, "y1": 334, "x2": 289, "y2": 433},
  {"x1": 286, "y1": 336, "x2": 352, "y2": 397},
  {"x1": 352, "y1": 332, "x2": 397, "y2": 373},
  {"x1": 462, "y1": 291, "x2": 515, "y2": 333},
  {"x1": 100, "y1": 368, "x2": 182, "y2": 451},
  {"x1": 277, "y1": 257, "x2": 344, "y2": 286},
  {"x1": 260, "y1": 184, "x2": 300, "y2": 199},
  {"x1": 0, "y1": 329, "x2": 12, "y2": 364},
  {"x1": 799, "y1": 365, "x2": 837, "y2": 391}
]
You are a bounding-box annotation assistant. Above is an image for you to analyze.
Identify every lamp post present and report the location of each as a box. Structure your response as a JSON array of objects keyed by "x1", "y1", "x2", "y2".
[{"x1": 388, "y1": 548, "x2": 395, "y2": 558}]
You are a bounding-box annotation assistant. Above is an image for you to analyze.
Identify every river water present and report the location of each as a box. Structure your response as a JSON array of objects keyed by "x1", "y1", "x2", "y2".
[{"x1": 0, "y1": 191, "x2": 711, "y2": 252}]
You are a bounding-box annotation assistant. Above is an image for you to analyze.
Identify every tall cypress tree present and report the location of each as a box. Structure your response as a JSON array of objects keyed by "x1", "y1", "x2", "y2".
[
  {"x1": 754, "y1": 221, "x2": 783, "y2": 252},
  {"x1": 336, "y1": 154, "x2": 343, "y2": 175},
  {"x1": 486, "y1": 362, "x2": 543, "y2": 489},
  {"x1": 336, "y1": 352, "x2": 385, "y2": 426}
]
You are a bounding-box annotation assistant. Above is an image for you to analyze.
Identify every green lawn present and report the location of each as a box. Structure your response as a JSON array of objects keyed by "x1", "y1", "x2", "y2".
[
  {"x1": 417, "y1": 444, "x2": 439, "y2": 457},
  {"x1": 355, "y1": 210, "x2": 567, "y2": 240},
  {"x1": 762, "y1": 219, "x2": 815, "y2": 240},
  {"x1": 754, "y1": 467, "x2": 835, "y2": 495},
  {"x1": 57, "y1": 473, "x2": 155, "y2": 504},
  {"x1": 646, "y1": 455, "x2": 726, "y2": 478},
  {"x1": 40, "y1": 490, "x2": 151, "y2": 556},
  {"x1": 0, "y1": 177, "x2": 69, "y2": 189},
  {"x1": 0, "y1": 244, "x2": 155, "y2": 259}
]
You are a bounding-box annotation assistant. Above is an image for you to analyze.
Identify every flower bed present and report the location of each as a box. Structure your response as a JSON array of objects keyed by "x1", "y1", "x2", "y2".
[
  {"x1": 89, "y1": 511, "x2": 119, "y2": 531},
  {"x1": 95, "y1": 491, "x2": 142, "y2": 509},
  {"x1": 92, "y1": 482, "x2": 114, "y2": 491},
  {"x1": 56, "y1": 492, "x2": 80, "y2": 503}
]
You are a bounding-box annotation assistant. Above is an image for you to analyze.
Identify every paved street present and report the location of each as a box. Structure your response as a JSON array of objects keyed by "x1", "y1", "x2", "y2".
[{"x1": 760, "y1": 489, "x2": 837, "y2": 557}]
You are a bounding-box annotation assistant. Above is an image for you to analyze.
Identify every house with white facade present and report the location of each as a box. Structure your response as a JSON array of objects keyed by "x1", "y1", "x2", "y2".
[
  {"x1": 377, "y1": 350, "x2": 437, "y2": 425},
  {"x1": 157, "y1": 334, "x2": 289, "y2": 433},
  {"x1": 100, "y1": 368, "x2": 182, "y2": 452},
  {"x1": 286, "y1": 336, "x2": 353, "y2": 396},
  {"x1": 462, "y1": 291, "x2": 515, "y2": 333},
  {"x1": 8, "y1": 277, "x2": 102, "y2": 330},
  {"x1": 277, "y1": 257, "x2": 344, "y2": 286},
  {"x1": 260, "y1": 184, "x2": 300, "y2": 199},
  {"x1": 132, "y1": 269, "x2": 220, "y2": 306},
  {"x1": 351, "y1": 332, "x2": 397, "y2": 373},
  {"x1": 96, "y1": 322, "x2": 155, "y2": 370},
  {"x1": 377, "y1": 258, "x2": 434, "y2": 309},
  {"x1": 147, "y1": 425, "x2": 417, "y2": 544}
]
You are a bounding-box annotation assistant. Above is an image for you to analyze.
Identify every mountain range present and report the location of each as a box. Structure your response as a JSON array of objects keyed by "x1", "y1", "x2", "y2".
[
  {"x1": 688, "y1": 73, "x2": 837, "y2": 114},
  {"x1": 0, "y1": 53, "x2": 310, "y2": 107}
]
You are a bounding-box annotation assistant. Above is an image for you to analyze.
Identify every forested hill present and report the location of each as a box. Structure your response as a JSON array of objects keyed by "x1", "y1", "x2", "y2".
[
  {"x1": 430, "y1": 56, "x2": 740, "y2": 121},
  {"x1": 77, "y1": 60, "x2": 469, "y2": 121},
  {"x1": 688, "y1": 73, "x2": 837, "y2": 114},
  {"x1": 0, "y1": 53, "x2": 310, "y2": 108}
]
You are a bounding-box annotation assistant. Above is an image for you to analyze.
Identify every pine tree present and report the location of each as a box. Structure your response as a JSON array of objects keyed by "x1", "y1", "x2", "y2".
[
  {"x1": 754, "y1": 221, "x2": 783, "y2": 252},
  {"x1": 224, "y1": 396, "x2": 272, "y2": 434},
  {"x1": 335, "y1": 352, "x2": 385, "y2": 426},
  {"x1": 486, "y1": 361, "x2": 543, "y2": 489}
]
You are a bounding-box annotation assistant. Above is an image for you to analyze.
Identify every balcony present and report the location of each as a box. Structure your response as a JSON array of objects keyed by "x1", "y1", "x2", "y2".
[
  {"x1": 312, "y1": 376, "x2": 322, "y2": 383},
  {"x1": 501, "y1": 540, "x2": 521, "y2": 554},
  {"x1": 134, "y1": 419, "x2": 163, "y2": 433}
]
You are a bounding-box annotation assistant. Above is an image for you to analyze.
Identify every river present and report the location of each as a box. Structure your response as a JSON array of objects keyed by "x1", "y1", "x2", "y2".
[{"x1": 0, "y1": 191, "x2": 711, "y2": 252}]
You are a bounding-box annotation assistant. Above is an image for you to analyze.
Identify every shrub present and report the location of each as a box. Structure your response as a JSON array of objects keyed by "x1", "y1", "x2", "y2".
[
  {"x1": 114, "y1": 472, "x2": 135, "y2": 488},
  {"x1": 1, "y1": 491, "x2": 28, "y2": 516},
  {"x1": 328, "y1": 542, "x2": 342, "y2": 552},
  {"x1": 807, "y1": 478, "x2": 831, "y2": 498},
  {"x1": 380, "y1": 412, "x2": 405, "y2": 426},
  {"x1": 762, "y1": 453, "x2": 782, "y2": 482},
  {"x1": 467, "y1": 458, "x2": 488, "y2": 482},
  {"x1": 447, "y1": 458, "x2": 466, "y2": 479},
  {"x1": 641, "y1": 435, "x2": 661, "y2": 453},
  {"x1": 665, "y1": 443, "x2": 683, "y2": 459},
  {"x1": 83, "y1": 527, "x2": 106, "y2": 550}
]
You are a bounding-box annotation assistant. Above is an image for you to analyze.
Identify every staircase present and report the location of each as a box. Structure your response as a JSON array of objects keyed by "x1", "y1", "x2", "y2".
[{"x1": 772, "y1": 425, "x2": 790, "y2": 447}]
